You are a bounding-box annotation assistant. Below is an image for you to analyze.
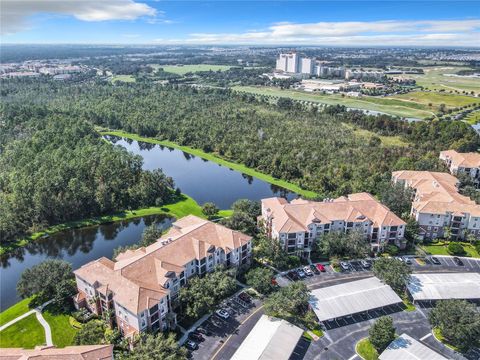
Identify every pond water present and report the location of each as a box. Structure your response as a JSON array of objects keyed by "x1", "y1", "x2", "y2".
[
  {"x1": 108, "y1": 136, "x2": 296, "y2": 209},
  {"x1": 0, "y1": 136, "x2": 297, "y2": 311}
]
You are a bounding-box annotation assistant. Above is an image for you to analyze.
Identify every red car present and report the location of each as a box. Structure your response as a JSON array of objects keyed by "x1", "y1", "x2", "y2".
[
  {"x1": 271, "y1": 278, "x2": 278, "y2": 286},
  {"x1": 316, "y1": 263, "x2": 326, "y2": 272}
]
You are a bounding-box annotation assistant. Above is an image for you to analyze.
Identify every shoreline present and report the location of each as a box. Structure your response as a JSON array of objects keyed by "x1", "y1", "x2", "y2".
[{"x1": 101, "y1": 129, "x2": 318, "y2": 199}]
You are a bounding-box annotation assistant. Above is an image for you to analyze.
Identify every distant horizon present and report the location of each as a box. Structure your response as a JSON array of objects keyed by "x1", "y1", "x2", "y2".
[{"x1": 1, "y1": 1, "x2": 479, "y2": 47}]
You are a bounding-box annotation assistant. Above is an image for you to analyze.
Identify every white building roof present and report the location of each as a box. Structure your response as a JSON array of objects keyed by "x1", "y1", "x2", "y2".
[
  {"x1": 231, "y1": 315, "x2": 303, "y2": 360},
  {"x1": 407, "y1": 272, "x2": 480, "y2": 301},
  {"x1": 379, "y1": 333, "x2": 448, "y2": 360},
  {"x1": 309, "y1": 277, "x2": 402, "y2": 322}
]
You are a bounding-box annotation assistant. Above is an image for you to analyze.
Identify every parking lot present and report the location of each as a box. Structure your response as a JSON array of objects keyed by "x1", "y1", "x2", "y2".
[{"x1": 189, "y1": 292, "x2": 263, "y2": 360}]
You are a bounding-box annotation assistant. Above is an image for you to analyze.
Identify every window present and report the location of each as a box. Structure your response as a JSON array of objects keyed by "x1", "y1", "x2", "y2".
[{"x1": 149, "y1": 304, "x2": 159, "y2": 314}]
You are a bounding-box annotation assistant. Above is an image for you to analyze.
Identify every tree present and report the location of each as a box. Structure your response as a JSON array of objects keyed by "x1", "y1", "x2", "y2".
[
  {"x1": 264, "y1": 282, "x2": 310, "y2": 319},
  {"x1": 221, "y1": 211, "x2": 257, "y2": 236},
  {"x1": 379, "y1": 181, "x2": 414, "y2": 218},
  {"x1": 429, "y1": 300, "x2": 480, "y2": 351},
  {"x1": 117, "y1": 333, "x2": 188, "y2": 360},
  {"x1": 74, "y1": 320, "x2": 106, "y2": 345},
  {"x1": 447, "y1": 242, "x2": 465, "y2": 256},
  {"x1": 140, "y1": 224, "x2": 163, "y2": 247},
  {"x1": 17, "y1": 260, "x2": 75, "y2": 305},
  {"x1": 245, "y1": 267, "x2": 274, "y2": 295},
  {"x1": 318, "y1": 230, "x2": 370, "y2": 259},
  {"x1": 369, "y1": 316, "x2": 396, "y2": 352},
  {"x1": 179, "y1": 267, "x2": 236, "y2": 319},
  {"x1": 231, "y1": 199, "x2": 261, "y2": 219},
  {"x1": 202, "y1": 202, "x2": 219, "y2": 219},
  {"x1": 373, "y1": 257, "x2": 411, "y2": 294},
  {"x1": 443, "y1": 226, "x2": 452, "y2": 240}
]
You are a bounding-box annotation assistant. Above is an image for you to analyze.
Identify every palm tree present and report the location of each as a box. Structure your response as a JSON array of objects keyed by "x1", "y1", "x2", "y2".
[{"x1": 443, "y1": 226, "x2": 452, "y2": 241}]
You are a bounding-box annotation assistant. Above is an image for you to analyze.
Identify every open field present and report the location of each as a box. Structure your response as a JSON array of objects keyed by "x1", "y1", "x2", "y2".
[
  {"x1": 0, "y1": 314, "x2": 45, "y2": 348},
  {"x1": 101, "y1": 130, "x2": 319, "y2": 199},
  {"x1": 0, "y1": 194, "x2": 212, "y2": 256},
  {"x1": 343, "y1": 124, "x2": 409, "y2": 147},
  {"x1": 156, "y1": 64, "x2": 232, "y2": 75},
  {"x1": 393, "y1": 67, "x2": 480, "y2": 94},
  {"x1": 0, "y1": 297, "x2": 34, "y2": 326},
  {"x1": 109, "y1": 74, "x2": 136, "y2": 83},
  {"x1": 391, "y1": 91, "x2": 478, "y2": 110},
  {"x1": 233, "y1": 86, "x2": 435, "y2": 119}
]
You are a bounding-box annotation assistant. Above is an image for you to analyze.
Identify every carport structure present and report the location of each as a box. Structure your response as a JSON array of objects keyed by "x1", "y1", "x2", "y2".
[
  {"x1": 407, "y1": 272, "x2": 480, "y2": 305},
  {"x1": 379, "y1": 333, "x2": 448, "y2": 360},
  {"x1": 309, "y1": 277, "x2": 403, "y2": 327}
]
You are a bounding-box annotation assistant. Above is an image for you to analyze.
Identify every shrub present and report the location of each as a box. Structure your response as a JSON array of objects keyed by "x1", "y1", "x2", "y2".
[
  {"x1": 447, "y1": 242, "x2": 466, "y2": 256},
  {"x1": 384, "y1": 244, "x2": 399, "y2": 256}
]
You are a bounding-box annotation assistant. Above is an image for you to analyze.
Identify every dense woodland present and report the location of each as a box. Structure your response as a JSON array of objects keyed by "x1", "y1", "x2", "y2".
[
  {"x1": 1, "y1": 78, "x2": 478, "y2": 243},
  {"x1": 0, "y1": 111, "x2": 176, "y2": 243}
]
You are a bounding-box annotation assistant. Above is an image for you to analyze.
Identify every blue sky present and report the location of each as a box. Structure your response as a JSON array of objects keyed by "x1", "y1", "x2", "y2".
[{"x1": 1, "y1": 1, "x2": 479, "y2": 46}]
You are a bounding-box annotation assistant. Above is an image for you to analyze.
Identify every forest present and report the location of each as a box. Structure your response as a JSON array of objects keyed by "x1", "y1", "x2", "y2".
[
  {"x1": 0, "y1": 113, "x2": 177, "y2": 243},
  {"x1": 1, "y1": 78, "x2": 478, "y2": 243}
]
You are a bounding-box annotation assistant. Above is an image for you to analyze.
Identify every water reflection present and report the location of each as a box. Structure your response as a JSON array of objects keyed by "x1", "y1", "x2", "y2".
[{"x1": 0, "y1": 215, "x2": 173, "y2": 310}]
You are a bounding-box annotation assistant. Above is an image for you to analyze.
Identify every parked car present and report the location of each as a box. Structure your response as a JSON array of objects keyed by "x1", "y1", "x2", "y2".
[
  {"x1": 360, "y1": 260, "x2": 371, "y2": 269},
  {"x1": 288, "y1": 271, "x2": 299, "y2": 281},
  {"x1": 196, "y1": 327, "x2": 211, "y2": 336},
  {"x1": 238, "y1": 292, "x2": 252, "y2": 303},
  {"x1": 430, "y1": 256, "x2": 441, "y2": 265},
  {"x1": 340, "y1": 261, "x2": 350, "y2": 271},
  {"x1": 303, "y1": 266, "x2": 313, "y2": 276},
  {"x1": 316, "y1": 263, "x2": 326, "y2": 272},
  {"x1": 310, "y1": 264, "x2": 320, "y2": 275},
  {"x1": 185, "y1": 340, "x2": 198, "y2": 351},
  {"x1": 402, "y1": 256, "x2": 412, "y2": 265},
  {"x1": 188, "y1": 332, "x2": 204, "y2": 342},
  {"x1": 297, "y1": 269, "x2": 306, "y2": 279},
  {"x1": 215, "y1": 309, "x2": 230, "y2": 319},
  {"x1": 453, "y1": 257, "x2": 464, "y2": 266}
]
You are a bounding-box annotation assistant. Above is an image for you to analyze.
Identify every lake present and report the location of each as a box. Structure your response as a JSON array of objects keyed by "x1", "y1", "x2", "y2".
[{"x1": 0, "y1": 136, "x2": 297, "y2": 310}]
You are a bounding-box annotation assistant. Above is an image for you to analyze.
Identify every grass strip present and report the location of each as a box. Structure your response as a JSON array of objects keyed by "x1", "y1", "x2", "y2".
[
  {"x1": 0, "y1": 313, "x2": 45, "y2": 349},
  {"x1": 0, "y1": 297, "x2": 35, "y2": 326},
  {"x1": 356, "y1": 338, "x2": 379, "y2": 360}
]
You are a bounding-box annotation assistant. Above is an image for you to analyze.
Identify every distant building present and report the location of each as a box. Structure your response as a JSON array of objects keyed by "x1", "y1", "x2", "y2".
[
  {"x1": 392, "y1": 170, "x2": 480, "y2": 240},
  {"x1": 300, "y1": 57, "x2": 314, "y2": 75},
  {"x1": 439, "y1": 149, "x2": 480, "y2": 186},
  {"x1": 0, "y1": 345, "x2": 113, "y2": 360},
  {"x1": 260, "y1": 192, "x2": 406, "y2": 257},
  {"x1": 276, "y1": 52, "x2": 300, "y2": 73},
  {"x1": 345, "y1": 69, "x2": 384, "y2": 81},
  {"x1": 73, "y1": 215, "x2": 252, "y2": 339}
]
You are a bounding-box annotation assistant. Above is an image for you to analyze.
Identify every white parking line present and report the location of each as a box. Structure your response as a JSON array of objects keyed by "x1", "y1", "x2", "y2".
[{"x1": 420, "y1": 333, "x2": 432, "y2": 341}]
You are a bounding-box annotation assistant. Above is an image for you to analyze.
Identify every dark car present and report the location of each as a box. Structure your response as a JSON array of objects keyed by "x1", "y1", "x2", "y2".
[
  {"x1": 238, "y1": 292, "x2": 252, "y2": 303},
  {"x1": 430, "y1": 256, "x2": 441, "y2": 265},
  {"x1": 453, "y1": 257, "x2": 464, "y2": 266},
  {"x1": 310, "y1": 264, "x2": 320, "y2": 275},
  {"x1": 188, "y1": 332, "x2": 204, "y2": 342},
  {"x1": 288, "y1": 271, "x2": 299, "y2": 281},
  {"x1": 196, "y1": 327, "x2": 211, "y2": 336},
  {"x1": 185, "y1": 340, "x2": 198, "y2": 351}
]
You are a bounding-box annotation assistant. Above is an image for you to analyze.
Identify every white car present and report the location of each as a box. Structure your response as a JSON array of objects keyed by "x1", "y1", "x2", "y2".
[
  {"x1": 303, "y1": 266, "x2": 313, "y2": 276},
  {"x1": 215, "y1": 309, "x2": 230, "y2": 319}
]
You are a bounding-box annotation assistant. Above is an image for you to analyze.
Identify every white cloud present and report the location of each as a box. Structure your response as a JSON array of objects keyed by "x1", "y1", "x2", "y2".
[
  {"x1": 1, "y1": 0, "x2": 157, "y2": 35},
  {"x1": 156, "y1": 19, "x2": 480, "y2": 47}
]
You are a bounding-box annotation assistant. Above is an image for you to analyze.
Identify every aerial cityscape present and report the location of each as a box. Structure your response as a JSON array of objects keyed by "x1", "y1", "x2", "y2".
[{"x1": 0, "y1": 1, "x2": 480, "y2": 360}]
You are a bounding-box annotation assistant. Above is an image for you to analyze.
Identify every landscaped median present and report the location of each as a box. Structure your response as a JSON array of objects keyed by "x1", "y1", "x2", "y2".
[
  {"x1": 356, "y1": 338, "x2": 379, "y2": 360},
  {"x1": 100, "y1": 129, "x2": 318, "y2": 199},
  {"x1": 420, "y1": 240, "x2": 480, "y2": 258},
  {"x1": 0, "y1": 194, "x2": 232, "y2": 256}
]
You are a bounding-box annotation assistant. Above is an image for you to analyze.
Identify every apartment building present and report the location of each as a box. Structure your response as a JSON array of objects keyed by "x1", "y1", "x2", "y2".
[
  {"x1": 260, "y1": 193, "x2": 406, "y2": 257},
  {"x1": 73, "y1": 215, "x2": 252, "y2": 339},
  {"x1": 392, "y1": 170, "x2": 480, "y2": 240},
  {"x1": 439, "y1": 149, "x2": 480, "y2": 186}
]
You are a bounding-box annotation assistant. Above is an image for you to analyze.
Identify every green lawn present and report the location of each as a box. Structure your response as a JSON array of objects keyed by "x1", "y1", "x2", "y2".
[
  {"x1": 433, "y1": 327, "x2": 460, "y2": 352},
  {"x1": 464, "y1": 110, "x2": 480, "y2": 125},
  {"x1": 0, "y1": 297, "x2": 34, "y2": 326},
  {"x1": 394, "y1": 67, "x2": 480, "y2": 94},
  {"x1": 356, "y1": 338, "x2": 379, "y2": 360},
  {"x1": 391, "y1": 91, "x2": 478, "y2": 110},
  {"x1": 109, "y1": 75, "x2": 136, "y2": 83},
  {"x1": 100, "y1": 130, "x2": 318, "y2": 199},
  {"x1": 0, "y1": 313, "x2": 45, "y2": 348},
  {"x1": 420, "y1": 241, "x2": 480, "y2": 258},
  {"x1": 158, "y1": 64, "x2": 232, "y2": 75},
  {"x1": 1, "y1": 193, "x2": 208, "y2": 255},
  {"x1": 43, "y1": 307, "x2": 79, "y2": 348},
  {"x1": 233, "y1": 86, "x2": 434, "y2": 119}
]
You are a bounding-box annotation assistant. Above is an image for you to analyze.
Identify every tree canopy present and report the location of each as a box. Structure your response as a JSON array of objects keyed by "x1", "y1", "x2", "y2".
[
  {"x1": 245, "y1": 267, "x2": 274, "y2": 295},
  {"x1": 317, "y1": 230, "x2": 370, "y2": 259},
  {"x1": 372, "y1": 257, "x2": 412, "y2": 293},
  {"x1": 117, "y1": 333, "x2": 188, "y2": 360},
  {"x1": 368, "y1": 316, "x2": 396, "y2": 352},
  {"x1": 264, "y1": 282, "x2": 310, "y2": 319}
]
